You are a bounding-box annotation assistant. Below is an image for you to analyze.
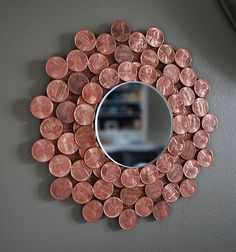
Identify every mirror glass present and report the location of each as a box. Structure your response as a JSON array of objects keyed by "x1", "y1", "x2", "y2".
[{"x1": 95, "y1": 81, "x2": 173, "y2": 168}]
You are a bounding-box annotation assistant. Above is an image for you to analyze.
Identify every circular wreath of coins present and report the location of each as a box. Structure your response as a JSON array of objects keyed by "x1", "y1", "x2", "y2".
[{"x1": 30, "y1": 21, "x2": 218, "y2": 230}]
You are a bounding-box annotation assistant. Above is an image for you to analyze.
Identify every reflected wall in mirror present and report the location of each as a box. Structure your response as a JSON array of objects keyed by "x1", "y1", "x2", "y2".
[{"x1": 95, "y1": 81, "x2": 173, "y2": 168}]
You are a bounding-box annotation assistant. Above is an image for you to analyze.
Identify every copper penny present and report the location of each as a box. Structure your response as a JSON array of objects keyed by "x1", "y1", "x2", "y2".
[
  {"x1": 163, "y1": 64, "x2": 180, "y2": 83},
  {"x1": 84, "y1": 147, "x2": 106, "y2": 169},
  {"x1": 81, "y1": 82, "x2": 103, "y2": 105},
  {"x1": 180, "y1": 67, "x2": 197, "y2": 87},
  {"x1": 192, "y1": 98, "x2": 209, "y2": 117},
  {"x1": 93, "y1": 179, "x2": 114, "y2": 200},
  {"x1": 56, "y1": 100, "x2": 76, "y2": 124},
  {"x1": 114, "y1": 45, "x2": 134, "y2": 63},
  {"x1": 168, "y1": 94, "x2": 185, "y2": 114},
  {"x1": 118, "y1": 61, "x2": 137, "y2": 81},
  {"x1": 75, "y1": 30, "x2": 96, "y2": 52},
  {"x1": 120, "y1": 169, "x2": 140, "y2": 188},
  {"x1": 30, "y1": 95, "x2": 54, "y2": 119},
  {"x1": 50, "y1": 177, "x2": 73, "y2": 200},
  {"x1": 156, "y1": 153, "x2": 174, "y2": 173},
  {"x1": 72, "y1": 182, "x2": 93, "y2": 204},
  {"x1": 183, "y1": 159, "x2": 200, "y2": 179},
  {"x1": 68, "y1": 72, "x2": 89, "y2": 95},
  {"x1": 113, "y1": 176, "x2": 123, "y2": 188},
  {"x1": 174, "y1": 48, "x2": 192, "y2": 68},
  {"x1": 194, "y1": 79, "x2": 210, "y2": 98},
  {"x1": 40, "y1": 116, "x2": 63, "y2": 140},
  {"x1": 66, "y1": 49, "x2": 88, "y2": 72},
  {"x1": 162, "y1": 183, "x2": 180, "y2": 203},
  {"x1": 173, "y1": 115, "x2": 189, "y2": 134},
  {"x1": 146, "y1": 27, "x2": 164, "y2": 48},
  {"x1": 92, "y1": 166, "x2": 102, "y2": 178},
  {"x1": 138, "y1": 65, "x2": 158, "y2": 85},
  {"x1": 202, "y1": 114, "x2": 218, "y2": 133},
  {"x1": 82, "y1": 200, "x2": 103, "y2": 222},
  {"x1": 57, "y1": 132, "x2": 78, "y2": 155},
  {"x1": 31, "y1": 139, "x2": 55, "y2": 162},
  {"x1": 49, "y1": 154, "x2": 71, "y2": 177},
  {"x1": 140, "y1": 164, "x2": 159, "y2": 184},
  {"x1": 186, "y1": 114, "x2": 200, "y2": 133},
  {"x1": 103, "y1": 197, "x2": 123, "y2": 218},
  {"x1": 140, "y1": 49, "x2": 159, "y2": 67},
  {"x1": 71, "y1": 159, "x2": 92, "y2": 182},
  {"x1": 157, "y1": 44, "x2": 175, "y2": 64},
  {"x1": 128, "y1": 32, "x2": 147, "y2": 53},
  {"x1": 120, "y1": 187, "x2": 140, "y2": 206},
  {"x1": 181, "y1": 140, "x2": 196, "y2": 160},
  {"x1": 99, "y1": 68, "x2": 119, "y2": 89},
  {"x1": 179, "y1": 87, "x2": 195, "y2": 106},
  {"x1": 167, "y1": 163, "x2": 184, "y2": 183},
  {"x1": 197, "y1": 148, "x2": 213, "y2": 167},
  {"x1": 45, "y1": 56, "x2": 68, "y2": 79},
  {"x1": 74, "y1": 103, "x2": 95, "y2": 125},
  {"x1": 193, "y1": 130, "x2": 210, "y2": 149},
  {"x1": 119, "y1": 209, "x2": 138, "y2": 230},
  {"x1": 156, "y1": 76, "x2": 174, "y2": 97},
  {"x1": 179, "y1": 178, "x2": 197, "y2": 198},
  {"x1": 144, "y1": 179, "x2": 163, "y2": 201},
  {"x1": 153, "y1": 200, "x2": 171, "y2": 220},
  {"x1": 74, "y1": 125, "x2": 96, "y2": 149},
  {"x1": 168, "y1": 135, "x2": 185, "y2": 156},
  {"x1": 96, "y1": 33, "x2": 116, "y2": 55},
  {"x1": 46, "y1": 80, "x2": 69, "y2": 103},
  {"x1": 135, "y1": 197, "x2": 154, "y2": 217},
  {"x1": 101, "y1": 162, "x2": 121, "y2": 183},
  {"x1": 111, "y1": 20, "x2": 131, "y2": 42},
  {"x1": 88, "y1": 53, "x2": 109, "y2": 74}
]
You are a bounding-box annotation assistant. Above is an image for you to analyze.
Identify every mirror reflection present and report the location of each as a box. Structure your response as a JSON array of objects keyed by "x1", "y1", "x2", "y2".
[{"x1": 95, "y1": 81, "x2": 172, "y2": 168}]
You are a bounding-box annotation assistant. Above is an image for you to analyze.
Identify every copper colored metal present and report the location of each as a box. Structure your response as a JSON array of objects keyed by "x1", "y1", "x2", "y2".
[
  {"x1": 146, "y1": 27, "x2": 164, "y2": 48},
  {"x1": 194, "y1": 79, "x2": 210, "y2": 98},
  {"x1": 197, "y1": 148, "x2": 213, "y2": 167},
  {"x1": 153, "y1": 200, "x2": 171, "y2": 220},
  {"x1": 120, "y1": 187, "x2": 140, "y2": 205},
  {"x1": 49, "y1": 154, "x2": 71, "y2": 177},
  {"x1": 174, "y1": 48, "x2": 192, "y2": 68},
  {"x1": 114, "y1": 44, "x2": 134, "y2": 63},
  {"x1": 46, "y1": 80, "x2": 69, "y2": 103},
  {"x1": 75, "y1": 30, "x2": 96, "y2": 52},
  {"x1": 183, "y1": 159, "x2": 200, "y2": 179},
  {"x1": 82, "y1": 82, "x2": 103, "y2": 105},
  {"x1": 56, "y1": 100, "x2": 76, "y2": 124},
  {"x1": 96, "y1": 33, "x2": 116, "y2": 55},
  {"x1": 144, "y1": 179, "x2": 163, "y2": 201},
  {"x1": 128, "y1": 32, "x2": 147, "y2": 53},
  {"x1": 138, "y1": 65, "x2": 158, "y2": 85},
  {"x1": 202, "y1": 114, "x2": 218, "y2": 133},
  {"x1": 118, "y1": 209, "x2": 138, "y2": 230},
  {"x1": 66, "y1": 50, "x2": 88, "y2": 72},
  {"x1": 88, "y1": 53, "x2": 109, "y2": 75},
  {"x1": 84, "y1": 147, "x2": 106, "y2": 169},
  {"x1": 156, "y1": 153, "x2": 174, "y2": 173},
  {"x1": 140, "y1": 49, "x2": 159, "y2": 67},
  {"x1": 156, "y1": 76, "x2": 174, "y2": 97},
  {"x1": 71, "y1": 159, "x2": 92, "y2": 182},
  {"x1": 72, "y1": 182, "x2": 93, "y2": 204},
  {"x1": 120, "y1": 169, "x2": 140, "y2": 188},
  {"x1": 157, "y1": 44, "x2": 175, "y2": 64},
  {"x1": 111, "y1": 21, "x2": 131, "y2": 42},
  {"x1": 168, "y1": 94, "x2": 185, "y2": 114},
  {"x1": 186, "y1": 114, "x2": 200, "y2": 133},
  {"x1": 93, "y1": 166, "x2": 102, "y2": 178},
  {"x1": 57, "y1": 132, "x2": 78, "y2": 155},
  {"x1": 173, "y1": 115, "x2": 189, "y2": 134},
  {"x1": 193, "y1": 130, "x2": 210, "y2": 149},
  {"x1": 167, "y1": 163, "x2": 184, "y2": 183},
  {"x1": 180, "y1": 68, "x2": 197, "y2": 87},
  {"x1": 93, "y1": 179, "x2": 114, "y2": 200},
  {"x1": 30, "y1": 95, "x2": 54, "y2": 119},
  {"x1": 181, "y1": 140, "x2": 196, "y2": 160},
  {"x1": 118, "y1": 61, "x2": 137, "y2": 81},
  {"x1": 50, "y1": 177, "x2": 73, "y2": 200},
  {"x1": 74, "y1": 125, "x2": 96, "y2": 149},
  {"x1": 140, "y1": 164, "x2": 159, "y2": 184},
  {"x1": 40, "y1": 116, "x2": 63, "y2": 140},
  {"x1": 99, "y1": 68, "x2": 119, "y2": 89},
  {"x1": 82, "y1": 200, "x2": 103, "y2": 222},
  {"x1": 179, "y1": 87, "x2": 195, "y2": 106},
  {"x1": 74, "y1": 103, "x2": 95, "y2": 125},
  {"x1": 113, "y1": 176, "x2": 123, "y2": 188},
  {"x1": 135, "y1": 197, "x2": 154, "y2": 217},
  {"x1": 103, "y1": 197, "x2": 123, "y2": 218},
  {"x1": 31, "y1": 139, "x2": 55, "y2": 162},
  {"x1": 45, "y1": 56, "x2": 68, "y2": 79},
  {"x1": 168, "y1": 135, "x2": 185, "y2": 156},
  {"x1": 179, "y1": 179, "x2": 197, "y2": 198},
  {"x1": 163, "y1": 64, "x2": 180, "y2": 83},
  {"x1": 162, "y1": 183, "x2": 180, "y2": 203},
  {"x1": 101, "y1": 162, "x2": 121, "y2": 183},
  {"x1": 192, "y1": 98, "x2": 209, "y2": 117},
  {"x1": 68, "y1": 72, "x2": 89, "y2": 95}
]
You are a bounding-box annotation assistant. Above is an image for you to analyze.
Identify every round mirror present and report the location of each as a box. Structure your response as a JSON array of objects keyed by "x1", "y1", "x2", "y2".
[{"x1": 95, "y1": 81, "x2": 173, "y2": 168}]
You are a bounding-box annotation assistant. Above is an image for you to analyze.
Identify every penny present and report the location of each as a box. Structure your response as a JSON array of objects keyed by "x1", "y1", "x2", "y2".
[
  {"x1": 48, "y1": 154, "x2": 71, "y2": 177},
  {"x1": 138, "y1": 65, "x2": 158, "y2": 85},
  {"x1": 88, "y1": 53, "x2": 109, "y2": 74},
  {"x1": 140, "y1": 164, "x2": 159, "y2": 184},
  {"x1": 193, "y1": 130, "x2": 210, "y2": 149},
  {"x1": 135, "y1": 197, "x2": 154, "y2": 217},
  {"x1": 96, "y1": 33, "x2": 116, "y2": 55},
  {"x1": 84, "y1": 147, "x2": 106, "y2": 169},
  {"x1": 168, "y1": 94, "x2": 185, "y2": 114},
  {"x1": 31, "y1": 139, "x2": 55, "y2": 162},
  {"x1": 99, "y1": 68, "x2": 119, "y2": 89},
  {"x1": 120, "y1": 187, "x2": 140, "y2": 205},
  {"x1": 82, "y1": 200, "x2": 103, "y2": 222},
  {"x1": 119, "y1": 209, "x2": 138, "y2": 230},
  {"x1": 174, "y1": 48, "x2": 192, "y2": 68},
  {"x1": 157, "y1": 44, "x2": 175, "y2": 64},
  {"x1": 120, "y1": 169, "x2": 140, "y2": 188},
  {"x1": 163, "y1": 64, "x2": 180, "y2": 83},
  {"x1": 168, "y1": 135, "x2": 185, "y2": 156},
  {"x1": 75, "y1": 30, "x2": 96, "y2": 52},
  {"x1": 181, "y1": 140, "x2": 196, "y2": 160},
  {"x1": 129, "y1": 32, "x2": 147, "y2": 53},
  {"x1": 179, "y1": 179, "x2": 197, "y2": 198},
  {"x1": 179, "y1": 87, "x2": 195, "y2": 106},
  {"x1": 66, "y1": 49, "x2": 88, "y2": 72},
  {"x1": 71, "y1": 159, "x2": 92, "y2": 182},
  {"x1": 153, "y1": 200, "x2": 171, "y2": 220},
  {"x1": 180, "y1": 67, "x2": 197, "y2": 87},
  {"x1": 57, "y1": 132, "x2": 78, "y2": 155},
  {"x1": 74, "y1": 103, "x2": 95, "y2": 125},
  {"x1": 103, "y1": 197, "x2": 123, "y2": 218},
  {"x1": 45, "y1": 56, "x2": 68, "y2": 79},
  {"x1": 202, "y1": 114, "x2": 218, "y2": 133},
  {"x1": 111, "y1": 20, "x2": 131, "y2": 42},
  {"x1": 68, "y1": 72, "x2": 89, "y2": 95},
  {"x1": 140, "y1": 49, "x2": 159, "y2": 67},
  {"x1": 156, "y1": 76, "x2": 174, "y2": 97},
  {"x1": 40, "y1": 116, "x2": 63, "y2": 140},
  {"x1": 146, "y1": 27, "x2": 164, "y2": 48},
  {"x1": 92, "y1": 166, "x2": 101, "y2": 178},
  {"x1": 101, "y1": 162, "x2": 121, "y2": 183},
  {"x1": 183, "y1": 159, "x2": 200, "y2": 179},
  {"x1": 132, "y1": 61, "x2": 142, "y2": 70},
  {"x1": 74, "y1": 125, "x2": 96, "y2": 149},
  {"x1": 156, "y1": 153, "x2": 174, "y2": 173},
  {"x1": 113, "y1": 44, "x2": 133, "y2": 63},
  {"x1": 82, "y1": 82, "x2": 103, "y2": 105},
  {"x1": 113, "y1": 176, "x2": 123, "y2": 188},
  {"x1": 162, "y1": 183, "x2": 180, "y2": 203},
  {"x1": 93, "y1": 179, "x2": 114, "y2": 200},
  {"x1": 186, "y1": 114, "x2": 200, "y2": 133},
  {"x1": 167, "y1": 163, "x2": 184, "y2": 183},
  {"x1": 197, "y1": 148, "x2": 213, "y2": 167},
  {"x1": 173, "y1": 115, "x2": 189, "y2": 134},
  {"x1": 30, "y1": 95, "x2": 54, "y2": 119},
  {"x1": 50, "y1": 177, "x2": 73, "y2": 200},
  {"x1": 72, "y1": 182, "x2": 93, "y2": 204},
  {"x1": 145, "y1": 179, "x2": 163, "y2": 201},
  {"x1": 192, "y1": 98, "x2": 209, "y2": 117},
  {"x1": 46, "y1": 80, "x2": 69, "y2": 103},
  {"x1": 194, "y1": 79, "x2": 210, "y2": 98},
  {"x1": 118, "y1": 61, "x2": 137, "y2": 81},
  {"x1": 56, "y1": 100, "x2": 76, "y2": 124}
]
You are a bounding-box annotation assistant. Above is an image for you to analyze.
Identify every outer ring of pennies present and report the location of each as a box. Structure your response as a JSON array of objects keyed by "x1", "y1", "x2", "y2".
[{"x1": 30, "y1": 21, "x2": 218, "y2": 230}]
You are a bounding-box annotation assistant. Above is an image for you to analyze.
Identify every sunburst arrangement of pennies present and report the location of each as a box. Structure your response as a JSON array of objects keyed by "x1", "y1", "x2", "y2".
[{"x1": 30, "y1": 21, "x2": 218, "y2": 230}]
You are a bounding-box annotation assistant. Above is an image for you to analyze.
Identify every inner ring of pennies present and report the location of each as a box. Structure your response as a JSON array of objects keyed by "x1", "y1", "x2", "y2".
[{"x1": 30, "y1": 21, "x2": 218, "y2": 230}]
